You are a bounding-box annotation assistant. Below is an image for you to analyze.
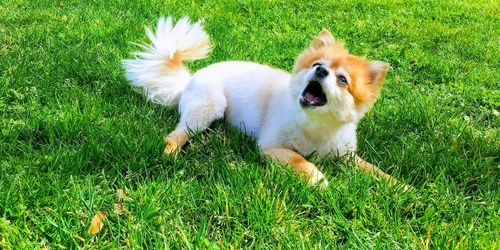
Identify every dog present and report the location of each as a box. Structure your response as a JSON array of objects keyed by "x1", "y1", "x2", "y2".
[{"x1": 123, "y1": 17, "x2": 395, "y2": 188}]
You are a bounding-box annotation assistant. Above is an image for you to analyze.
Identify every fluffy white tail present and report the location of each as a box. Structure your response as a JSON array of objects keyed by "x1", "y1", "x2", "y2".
[{"x1": 123, "y1": 17, "x2": 210, "y2": 106}]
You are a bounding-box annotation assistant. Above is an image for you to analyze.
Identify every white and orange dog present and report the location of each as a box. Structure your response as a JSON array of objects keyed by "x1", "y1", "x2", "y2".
[{"x1": 123, "y1": 17, "x2": 395, "y2": 188}]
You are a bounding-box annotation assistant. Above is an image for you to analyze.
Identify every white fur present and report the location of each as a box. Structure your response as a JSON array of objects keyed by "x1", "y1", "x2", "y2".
[
  {"x1": 124, "y1": 17, "x2": 359, "y2": 158},
  {"x1": 123, "y1": 17, "x2": 210, "y2": 106}
]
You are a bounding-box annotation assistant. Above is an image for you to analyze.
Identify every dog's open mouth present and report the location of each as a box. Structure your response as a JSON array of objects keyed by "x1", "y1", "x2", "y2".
[{"x1": 300, "y1": 81, "x2": 327, "y2": 107}]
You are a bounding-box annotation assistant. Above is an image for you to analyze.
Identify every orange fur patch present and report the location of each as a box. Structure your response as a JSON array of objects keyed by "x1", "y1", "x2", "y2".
[
  {"x1": 289, "y1": 155, "x2": 316, "y2": 178},
  {"x1": 294, "y1": 44, "x2": 348, "y2": 73},
  {"x1": 165, "y1": 140, "x2": 178, "y2": 152},
  {"x1": 165, "y1": 39, "x2": 210, "y2": 69},
  {"x1": 263, "y1": 148, "x2": 316, "y2": 177},
  {"x1": 343, "y1": 56, "x2": 376, "y2": 106},
  {"x1": 289, "y1": 155, "x2": 307, "y2": 166},
  {"x1": 164, "y1": 130, "x2": 188, "y2": 154},
  {"x1": 165, "y1": 51, "x2": 184, "y2": 69}
]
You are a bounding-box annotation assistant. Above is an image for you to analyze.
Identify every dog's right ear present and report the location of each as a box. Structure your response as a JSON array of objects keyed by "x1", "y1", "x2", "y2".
[{"x1": 311, "y1": 29, "x2": 335, "y2": 49}]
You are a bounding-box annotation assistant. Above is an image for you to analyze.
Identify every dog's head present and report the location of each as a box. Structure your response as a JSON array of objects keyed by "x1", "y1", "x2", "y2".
[{"x1": 290, "y1": 29, "x2": 388, "y2": 123}]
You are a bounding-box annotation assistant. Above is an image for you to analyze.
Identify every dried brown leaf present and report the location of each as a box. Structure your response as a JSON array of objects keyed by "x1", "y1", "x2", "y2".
[{"x1": 88, "y1": 211, "x2": 107, "y2": 234}]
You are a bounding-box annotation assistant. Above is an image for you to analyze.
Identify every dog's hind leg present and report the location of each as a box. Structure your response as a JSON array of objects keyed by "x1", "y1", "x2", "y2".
[
  {"x1": 164, "y1": 129, "x2": 189, "y2": 154},
  {"x1": 164, "y1": 79, "x2": 227, "y2": 154}
]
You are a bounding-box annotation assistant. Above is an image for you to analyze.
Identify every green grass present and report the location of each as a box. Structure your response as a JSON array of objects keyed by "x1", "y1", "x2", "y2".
[{"x1": 1, "y1": 0, "x2": 499, "y2": 248}]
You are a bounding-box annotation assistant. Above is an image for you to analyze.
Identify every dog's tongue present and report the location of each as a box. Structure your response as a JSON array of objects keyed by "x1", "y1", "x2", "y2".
[{"x1": 305, "y1": 92, "x2": 319, "y2": 104}]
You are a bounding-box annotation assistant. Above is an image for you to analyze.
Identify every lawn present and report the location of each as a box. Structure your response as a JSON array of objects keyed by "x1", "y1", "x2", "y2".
[{"x1": 1, "y1": 0, "x2": 499, "y2": 248}]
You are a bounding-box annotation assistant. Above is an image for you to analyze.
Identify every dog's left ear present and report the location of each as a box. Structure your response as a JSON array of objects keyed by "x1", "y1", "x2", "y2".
[
  {"x1": 367, "y1": 61, "x2": 389, "y2": 88},
  {"x1": 311, "y1": 29, "x2": 335, "y2": 49}
]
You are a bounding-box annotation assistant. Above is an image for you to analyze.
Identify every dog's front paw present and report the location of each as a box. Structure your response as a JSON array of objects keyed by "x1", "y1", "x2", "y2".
[{"x1": 308, "y1": 169, "x2": 329, "y2": 189}]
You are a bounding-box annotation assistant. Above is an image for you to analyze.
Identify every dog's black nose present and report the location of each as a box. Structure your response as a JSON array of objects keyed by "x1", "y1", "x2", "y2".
[{"x1": 315, "y1": 66, "x2": 329, "y2": 78}]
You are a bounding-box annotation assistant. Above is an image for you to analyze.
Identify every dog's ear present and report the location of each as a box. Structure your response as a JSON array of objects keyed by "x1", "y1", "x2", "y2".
[
  {"x1": 311, "y1": 29, "x2": 335, "y2": 49},
  {"x1": 367, "y1": 61, "x2": 389, "y2": 88}
]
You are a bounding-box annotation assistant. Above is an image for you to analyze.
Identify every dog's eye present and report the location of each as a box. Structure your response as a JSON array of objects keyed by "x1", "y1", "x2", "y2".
[
  {"x1": 337, "y1": 75, "x2": 348, "y2": 85},
  {"x1": 312, "y1": 63, "x2": 322, "y2": 67}
]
